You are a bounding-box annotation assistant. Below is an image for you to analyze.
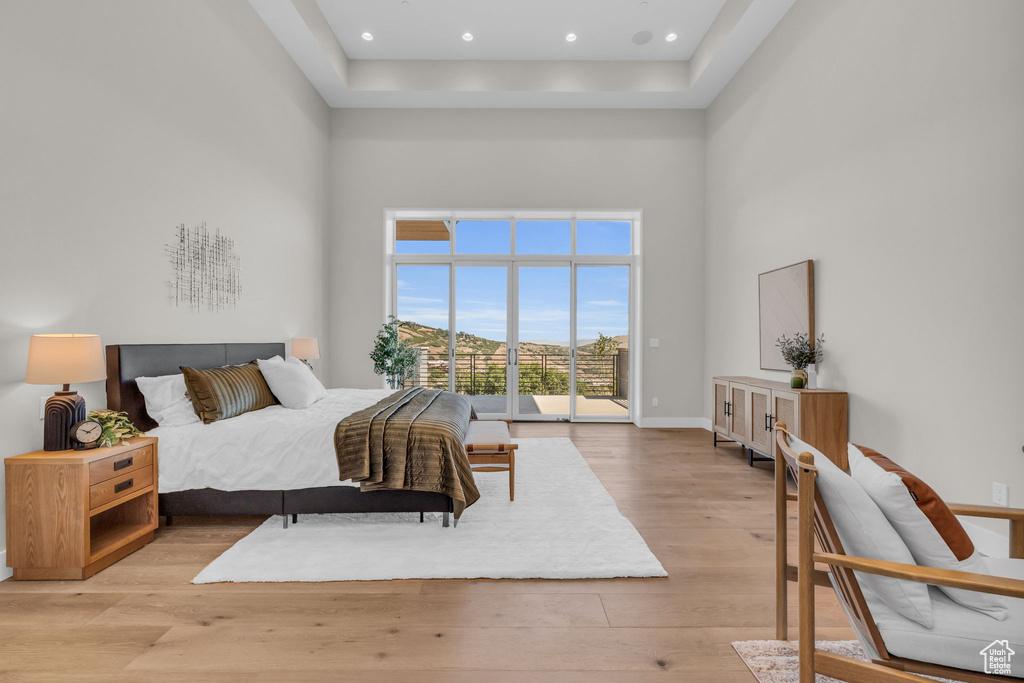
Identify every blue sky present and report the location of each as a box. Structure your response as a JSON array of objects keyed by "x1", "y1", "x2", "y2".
[{"x1": 397, "y1": 221, "x2": 629, "y2": 344}]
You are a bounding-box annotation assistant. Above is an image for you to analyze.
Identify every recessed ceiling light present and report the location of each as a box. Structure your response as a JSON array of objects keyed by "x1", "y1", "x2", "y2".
[
  {"x1": 361, "y1": 32, "x2": 373, "y2": 41},
  {"x1": 462, "y1": 32, "x2": 474, "y2": 41},
  {"x1": 666, "y1": 33, "x2": 678, "y2": 42},
  {"x1": 566, "y1": 33, "x2": 577, "y2": 42}
]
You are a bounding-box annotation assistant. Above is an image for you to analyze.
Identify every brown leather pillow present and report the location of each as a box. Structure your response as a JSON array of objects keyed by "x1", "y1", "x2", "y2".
[
  {"x1": 181, "y1": 361, "x2": 278, "y2": 424},
  {"x1": 849, "y1": 443, "x2": 1007, "y2": 620}
]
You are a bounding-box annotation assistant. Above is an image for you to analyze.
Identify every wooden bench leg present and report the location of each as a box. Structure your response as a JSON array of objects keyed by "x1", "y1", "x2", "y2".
[{"x1": 509, "y1": 450, "x2": 515, "y2": 501}]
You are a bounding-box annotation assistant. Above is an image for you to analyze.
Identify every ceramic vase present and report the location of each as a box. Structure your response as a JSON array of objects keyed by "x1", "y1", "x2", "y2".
[{"x1": 790, "y1": 368, "x2": 807, "y2": 389}]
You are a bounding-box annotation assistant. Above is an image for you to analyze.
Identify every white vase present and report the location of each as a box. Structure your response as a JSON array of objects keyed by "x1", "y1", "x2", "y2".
[{"x1": 806, "y1": 364, "x2": 818, "y2": 389}]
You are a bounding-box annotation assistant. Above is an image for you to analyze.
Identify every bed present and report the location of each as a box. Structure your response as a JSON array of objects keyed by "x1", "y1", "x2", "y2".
[{"x1": 105, "y1": 343, "x2": 456, "y2": 527}]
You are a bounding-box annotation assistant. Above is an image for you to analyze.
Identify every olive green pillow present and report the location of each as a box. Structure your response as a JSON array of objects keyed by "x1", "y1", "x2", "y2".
[{"x1": 180, "y1": 361, "x2": 278, "y2": 424}]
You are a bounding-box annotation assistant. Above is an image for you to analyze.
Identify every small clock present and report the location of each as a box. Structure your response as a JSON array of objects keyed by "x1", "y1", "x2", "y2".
[{"x1": 70, "y1": 419, "x2": 103, "y2": 450}]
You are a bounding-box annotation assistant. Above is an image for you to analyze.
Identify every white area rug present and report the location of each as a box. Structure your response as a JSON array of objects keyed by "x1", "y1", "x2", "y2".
[
  {"x1": 194, "y1": 438, "x2": 667, "y2": 583},
  {"x1": 732, "y1": 641, "x2": 960, "y2": 683}
]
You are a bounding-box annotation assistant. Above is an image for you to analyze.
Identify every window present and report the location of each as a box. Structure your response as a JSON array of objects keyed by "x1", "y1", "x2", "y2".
[
  {"x1": 393, "y1": 217, "x2": 633, "y2": 256},
  {"x1": 516, "y1": 220, "x2": 571, "y2": 254},
  {"x1": 455, "y1": 220, "x2": 511, "y2": 254},
  {"x1": 576, "y1": 221, "x2": 631, "y2": 255},
  {"x1": 389, "y1": 211, "x2": 639, "y2": 423},
  {"x1": 396, "y1": 220, "x2": 450, "y2": 254}
]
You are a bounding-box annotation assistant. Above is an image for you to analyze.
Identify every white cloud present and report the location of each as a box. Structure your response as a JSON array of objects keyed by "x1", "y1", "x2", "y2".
[{"x1": 585, "y1": 300, "x2": 624, "y2": 307}]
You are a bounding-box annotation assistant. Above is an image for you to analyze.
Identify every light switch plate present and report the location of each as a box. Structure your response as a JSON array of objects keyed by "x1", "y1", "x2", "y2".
[
  {"x1": 649, "y1": 338, "x2": 659, "y2": 348},
  {"x1": 651, "y1": 397, "x2": 659, "y2": 407},
  {"x1": 993, "y1": 482, "x2": 1009, "y2": 507}
]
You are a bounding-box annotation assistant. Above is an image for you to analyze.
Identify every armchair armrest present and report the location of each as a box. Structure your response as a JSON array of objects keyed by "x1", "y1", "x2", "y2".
[
  {"x1": 947, "y1": 503, "x2": 1024, "y2": 559},
  {"x1": 947, "y1": 503, "x2": 1024, "y2": 521},
  {"x1": 815, "y1": 552, "x2": 1024, "y2": 600}
]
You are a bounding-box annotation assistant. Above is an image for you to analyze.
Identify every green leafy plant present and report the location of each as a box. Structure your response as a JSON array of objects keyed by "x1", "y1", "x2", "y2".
[
  {"x1": 88, "y1": 409, "x2": 143, "y2": 447},
  {"x1": 370, "y1": 316, "x2": 420, "y2": 389},
  {"x1": 591, "y1": 332, "x2": 621, "y2": 355},
  {"x1": 775, "y1": 332, "x2": 825, "y2": 371}
]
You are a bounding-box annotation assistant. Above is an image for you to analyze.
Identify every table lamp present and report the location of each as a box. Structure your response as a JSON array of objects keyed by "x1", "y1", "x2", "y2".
[
  {"x1": 25, "y1": 334, "x2": 107, "y2": 451},
  {"x1": 291, "y1": 337, "x2": 320, "y2": 368}
]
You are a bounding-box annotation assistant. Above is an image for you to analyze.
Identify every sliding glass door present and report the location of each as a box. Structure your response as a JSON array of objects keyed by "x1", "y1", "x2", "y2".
[
  {"x1": 455, "y1": 265, "x2": 509, "y2": 419},
  {"x1": 390, "y1": 214, "x2": 636, "y2": 423},
  {"x1": 514, "y1": 265, "x2": 571, "y2": 421},
  {"x1": 574, "y1": 265, "x2": 630, "y2": 420}
]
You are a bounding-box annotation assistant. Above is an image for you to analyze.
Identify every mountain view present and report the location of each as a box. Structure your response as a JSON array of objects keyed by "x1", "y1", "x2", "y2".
[{"x1": 399, "y1": 321, "x2": 628, "y2": 357}]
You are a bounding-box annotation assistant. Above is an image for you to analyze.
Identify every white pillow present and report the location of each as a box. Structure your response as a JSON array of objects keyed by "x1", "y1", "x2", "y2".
[
  {"x1": 849, "y1": 443, "x2": 1008, "y2": 620},
  {"x1": 135, "y1": 373, "x2": 200, "y2": 428},
  {"x1": 257, "y1": 356, "x2": 326, "y2": 409},
  {"x1": 787, "y1": 435, "x2": 933, "y2": 628}
]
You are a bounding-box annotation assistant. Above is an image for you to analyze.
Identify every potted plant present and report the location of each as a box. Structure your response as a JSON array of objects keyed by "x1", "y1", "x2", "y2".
[
  {"x1": 88, "y1": 409, "x2": 143, "y2": 447},
  {"x1": 370, "y1": 316, "x2": 420, "y2": 389},
  {"x1": 775, "y1": 333, "x2": 825, "y2": 388}
]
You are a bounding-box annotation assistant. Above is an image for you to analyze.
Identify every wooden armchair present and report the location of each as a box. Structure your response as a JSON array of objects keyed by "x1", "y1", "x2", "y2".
[{"x1": 774, "y1": 422, "x2": 1024, "y2": 682}]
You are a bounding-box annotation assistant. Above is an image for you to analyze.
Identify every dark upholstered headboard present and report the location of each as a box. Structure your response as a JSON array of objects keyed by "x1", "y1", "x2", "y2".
[{"x1": 106, "y1": 343, "x2": 285, "y2": 432}]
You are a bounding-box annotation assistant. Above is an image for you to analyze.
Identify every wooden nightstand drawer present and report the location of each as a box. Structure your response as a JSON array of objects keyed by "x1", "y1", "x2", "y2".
[
  {"x1": 90, "y1": 465, "x2": 153, "y2": 510},
  {"x1": 89, "y1": 444, "x2": 153, "y2": 485}
]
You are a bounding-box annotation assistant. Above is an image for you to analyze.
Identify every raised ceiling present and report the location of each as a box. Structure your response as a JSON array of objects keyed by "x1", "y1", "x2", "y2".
[
  {"x1": 319, "y1": 0, "x2": 727, "y2": 62},
  {"x1": 250, "y1": 0, "x2": 796, "y2": 109}
]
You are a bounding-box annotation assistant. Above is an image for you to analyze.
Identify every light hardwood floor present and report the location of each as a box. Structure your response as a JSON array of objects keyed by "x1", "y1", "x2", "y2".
[{"x1": 0, "y1": 424, "x2": 853, "y2": 680}]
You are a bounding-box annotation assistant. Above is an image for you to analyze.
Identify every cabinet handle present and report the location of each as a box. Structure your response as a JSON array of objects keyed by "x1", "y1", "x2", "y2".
[
  {"x1": 114, "y1": 478, "x2": 134, "y2": 494},
  {"x1": 113, "y1": 456, "x2": 133, "y2": 471}
]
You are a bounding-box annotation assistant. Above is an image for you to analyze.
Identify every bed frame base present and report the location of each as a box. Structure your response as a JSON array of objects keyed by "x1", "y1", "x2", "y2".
[{"x1": 159, "y1": 486, "x2": 455, "y2": 529}]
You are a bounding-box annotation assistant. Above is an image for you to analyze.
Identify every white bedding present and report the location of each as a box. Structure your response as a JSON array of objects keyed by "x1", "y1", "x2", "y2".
[{"x1": 149, "y1": 387, "x2": 393, "y2": 493}]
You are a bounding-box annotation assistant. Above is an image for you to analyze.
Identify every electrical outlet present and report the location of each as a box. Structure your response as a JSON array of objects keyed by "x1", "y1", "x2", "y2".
[
  {"x1": 649, "y1": 338, "x2": 659, "y2": 348},
  {"x1": 993, "y1": 482, "x2": 1009, "y2": 507},
  {"x1": 39, "y1": 397, "x2": 47, "y2": 420},
  {"x1": 651, "y1": 397, "x2": 659, "y2": 407}
]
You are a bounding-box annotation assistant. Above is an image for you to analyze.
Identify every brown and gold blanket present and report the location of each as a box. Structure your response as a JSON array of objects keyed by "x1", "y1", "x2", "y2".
[{"x1": 334, "y1": 387, "x2": 480, "y2": 518}]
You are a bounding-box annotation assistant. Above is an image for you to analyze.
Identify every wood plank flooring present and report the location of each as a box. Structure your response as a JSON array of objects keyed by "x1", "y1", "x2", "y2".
[{"x1": 0, "y1": 424, "x2": 853, "y2": 680}]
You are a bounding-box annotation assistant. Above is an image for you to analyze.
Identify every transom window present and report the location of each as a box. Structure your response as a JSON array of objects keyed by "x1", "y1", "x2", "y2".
[{"x1": 394, "y1": 217, "x2": 633, "y2": 256}]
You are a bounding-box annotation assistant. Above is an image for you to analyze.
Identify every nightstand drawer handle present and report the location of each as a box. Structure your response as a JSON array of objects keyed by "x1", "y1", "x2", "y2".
[
  {"x1": 114, "y1": 478, "x2": 134, "y2": 494},
  {"x1": 113, "y1": 456, "x2": 133, "y2": 471}
]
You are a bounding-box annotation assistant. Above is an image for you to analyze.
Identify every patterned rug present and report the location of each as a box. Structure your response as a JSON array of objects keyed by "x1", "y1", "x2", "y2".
[{"x1": 732, "y1": 640, "x2": 961, "y2": 682}]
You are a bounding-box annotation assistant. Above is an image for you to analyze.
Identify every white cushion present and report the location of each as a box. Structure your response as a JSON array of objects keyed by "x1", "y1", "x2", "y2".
[
  {"x1": 850, "y1": 443, "x2": 1007, "y2": 620},
  {"x1": 866, "y1": 556, "x2": 1024, "y2": 674},
  {"x1": 787, "y1": 435, "x2": 933, "y2": 628},
  {"x1": 257, "y1": 356, "x2": 327, "y2": 410},
  {"x1": 465, "y1": 420, "x2": 512, "y2": 449},
  {"x1": 135, "y1": 373, "x2": 200, "y2": 428}
]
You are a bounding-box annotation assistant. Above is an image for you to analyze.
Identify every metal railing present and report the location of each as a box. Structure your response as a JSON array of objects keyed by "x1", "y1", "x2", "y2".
[{"x1": 409, "y1": 350, "x2": 626, "y2": 397}]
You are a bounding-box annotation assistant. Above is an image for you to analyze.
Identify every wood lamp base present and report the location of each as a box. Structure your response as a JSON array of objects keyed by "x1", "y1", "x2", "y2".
[{"x1": 44, "y1": 387, "x2": 86, "y2": 451}]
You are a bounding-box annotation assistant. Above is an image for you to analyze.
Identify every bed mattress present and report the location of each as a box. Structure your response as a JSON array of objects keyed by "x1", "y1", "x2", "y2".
[{"x1": 150, "y1": 387, "x2": 393, "y2": 493}]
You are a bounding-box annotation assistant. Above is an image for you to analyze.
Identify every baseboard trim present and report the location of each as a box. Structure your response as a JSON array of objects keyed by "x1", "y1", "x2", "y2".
[
  {"x1": 959, "y1": 519, "x2": 1010, "y2": 559},
  {"x1": 0, "y1": 551, "x2": 11, "y2": 581},
  {"x1": 636, "y1": 417, "x2": 712, "y2": 429}
]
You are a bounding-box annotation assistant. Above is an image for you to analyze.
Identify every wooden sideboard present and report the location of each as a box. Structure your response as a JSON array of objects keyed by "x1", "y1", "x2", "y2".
[{"x1": 712, "y1": 376, "x2": 848, "y2": 468}]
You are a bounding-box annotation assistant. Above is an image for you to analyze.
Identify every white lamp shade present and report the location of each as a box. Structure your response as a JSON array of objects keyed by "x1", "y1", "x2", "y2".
[
  {"x1": 25, "y1": 334, "x2": 106, "y2": 385},
  {"x1": 291, "y1": 337, "x2": 320, "y2": 360}
]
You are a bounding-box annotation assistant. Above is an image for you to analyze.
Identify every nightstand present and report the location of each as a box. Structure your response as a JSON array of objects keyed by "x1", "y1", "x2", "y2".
[{"x1": 5, "y1": 436, "x2": 158, "y2": 580}]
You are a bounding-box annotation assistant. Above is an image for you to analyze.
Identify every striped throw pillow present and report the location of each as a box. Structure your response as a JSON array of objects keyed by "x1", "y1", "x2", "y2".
[{"x1": 181, "y1": 361, "x2": 278, "y2": 424}]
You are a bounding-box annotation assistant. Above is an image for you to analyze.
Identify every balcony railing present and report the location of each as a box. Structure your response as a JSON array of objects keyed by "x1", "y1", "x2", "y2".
[{"x1": 409, "y1": 350, "x2": 628, "y2": 398}]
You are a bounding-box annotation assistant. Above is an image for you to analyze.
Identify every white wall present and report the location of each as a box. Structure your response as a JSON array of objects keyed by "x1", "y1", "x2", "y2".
[
  {"x1": 705, "y1": 0, "x2": 1024, "y2": 536},
  {"x1": 328, "y1": 108, "x2": 706, "y2": 423},
  {"x1": 0, "y1": 0, "x2": 330, "y2": 573}
]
